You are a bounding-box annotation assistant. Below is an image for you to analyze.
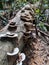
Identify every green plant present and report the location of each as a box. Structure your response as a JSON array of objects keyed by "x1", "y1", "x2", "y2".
[{"x1": 37, "y1": 22, "x2": 47, "y2": 32}]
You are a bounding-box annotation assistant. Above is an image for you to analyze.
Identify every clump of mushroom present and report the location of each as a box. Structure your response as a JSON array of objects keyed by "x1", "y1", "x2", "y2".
[{"x1": 7, "y1": 47, "x2": 26, "y2": 65}]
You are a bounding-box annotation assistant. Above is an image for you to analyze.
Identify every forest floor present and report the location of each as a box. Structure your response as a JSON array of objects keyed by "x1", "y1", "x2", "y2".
[{"x1": 22, "y1": 36, "x2": 49, "y2": 65}]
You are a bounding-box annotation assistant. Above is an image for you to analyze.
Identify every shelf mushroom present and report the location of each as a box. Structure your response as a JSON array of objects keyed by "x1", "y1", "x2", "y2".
[
  {"x1": 6, "y1": 31, "x2": 18, "y2": 38},
  {"x1": 7, "y1": 47, "x2": 19, "y2": 56},
  {"x1": 19, "y1": 53, "x2": 26, "y2": 62},
  {"x1": 16, "y1": 53, "x2": 26, "y2": 65},
  {"x1": 7, "y1": 47, "x2": 26, "y2": 65},
  {"x1": 7, "y1": 47, "x2": 19, "y2": 65},
  {"x1": 14, "y1": 47, "x2": 19, "y2": 52},
  {"x1": 7, "y1": 22, "x2": 17, "y2": 32}
]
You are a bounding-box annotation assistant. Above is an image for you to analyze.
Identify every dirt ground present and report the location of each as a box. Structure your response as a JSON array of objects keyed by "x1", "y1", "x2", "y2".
[{"x1": 22, "y1": 36, "x2": 49, "y2": 65}]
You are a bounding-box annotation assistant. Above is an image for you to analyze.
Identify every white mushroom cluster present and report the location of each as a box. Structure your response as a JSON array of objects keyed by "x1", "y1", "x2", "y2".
[{"x1": 7, "y1": 47, "x2": 26, "y2": 65}]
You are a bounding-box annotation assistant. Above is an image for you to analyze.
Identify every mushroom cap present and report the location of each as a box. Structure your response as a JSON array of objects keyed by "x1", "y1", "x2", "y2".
[
  {"x1": 20, "y1": 53, "x2": 26, "y2": 61},
  {"x1": 6, "y1": 32, "x2": 18, "y2": 38},
  {"x1": 24, "y1": 22, "x2": 33, "y2": 26},
  {"x1": 7, "y1": 34, "x2": 18, "y2": 38},
  {"x1": 7, "y1": 47, "x2": 19, "y2": 56},
  {"x1": 14, "y1": 47, "x2": 19, "y2": 53},
  {"x1": 7, "y1": 52, "x2": 18, "y2": 56}
]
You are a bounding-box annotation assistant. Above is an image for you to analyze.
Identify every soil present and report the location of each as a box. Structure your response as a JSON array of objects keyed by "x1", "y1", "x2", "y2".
[{"x1": 22, "y1": 37, "x2": 49, "y2": 65}]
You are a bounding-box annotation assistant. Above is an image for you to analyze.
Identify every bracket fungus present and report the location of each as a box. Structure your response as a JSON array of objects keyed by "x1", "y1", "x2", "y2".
[
  {"x1": 7, "y1": 47, "x2": 26, "y2": 65},
  {"x1": 16, "y1": 53, "x2": 26, "y2": 65},
  {"x1": 8, "y1": 22, "x2": 17, "y2": 32},
  {"x1": 6, "y1": 32, "x2": 18, "y2": 38},
  {"x1": 7, "y1": 47, "x2": 19, "y2": 56},
  {"x1": 24, "y1": 22, "x2": 35, "y2": 31}
]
